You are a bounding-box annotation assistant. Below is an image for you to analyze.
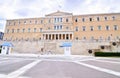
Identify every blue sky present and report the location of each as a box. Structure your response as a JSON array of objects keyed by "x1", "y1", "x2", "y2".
[{"x1": 0, "y1": 0, "x2": 120, "y2": 32}]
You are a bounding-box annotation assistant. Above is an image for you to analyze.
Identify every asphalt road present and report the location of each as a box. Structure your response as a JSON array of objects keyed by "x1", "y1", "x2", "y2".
[{"x1": 0, "y1": 55, "x2": 120, "y2": 78}]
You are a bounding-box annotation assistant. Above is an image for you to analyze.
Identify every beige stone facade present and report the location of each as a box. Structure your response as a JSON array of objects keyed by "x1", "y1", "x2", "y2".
[{"x1": 3, "y1": 11, "x2": 120, "y2": 55}]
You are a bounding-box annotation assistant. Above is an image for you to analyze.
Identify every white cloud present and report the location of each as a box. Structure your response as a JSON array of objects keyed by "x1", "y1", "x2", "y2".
[{"x1": 0, "y1": 0, "x2": 120, "y2": 32}]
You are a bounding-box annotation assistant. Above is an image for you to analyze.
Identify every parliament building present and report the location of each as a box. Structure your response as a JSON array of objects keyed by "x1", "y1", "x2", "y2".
[{"x1": 3, "y1": 11, "x2": 120, "y2": 55}]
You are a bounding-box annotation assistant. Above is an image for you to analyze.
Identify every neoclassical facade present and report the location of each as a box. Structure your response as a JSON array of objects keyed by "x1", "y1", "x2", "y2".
[{"x1": 4, "y1": 11, "x2": 120, "y2": 42}]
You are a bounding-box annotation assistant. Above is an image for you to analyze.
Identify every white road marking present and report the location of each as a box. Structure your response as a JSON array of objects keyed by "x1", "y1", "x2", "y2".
[
  {"x1": 7, "y1": 60, "x2": 41, "y2": 78},
  {"x1": 74, "y1": 61, "x2": 120, "y2": 77},
  {"x1": 95, "y1": 60, "x2": 120, "y2": 64},
  {"x1": 97, "y1": 57, "x2": 120, "y2": 61}
]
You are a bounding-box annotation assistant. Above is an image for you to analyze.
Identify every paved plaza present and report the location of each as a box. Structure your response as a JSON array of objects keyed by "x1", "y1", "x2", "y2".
[{"x1": 0, "y1": 54, "x2": 120, "y2": 78}]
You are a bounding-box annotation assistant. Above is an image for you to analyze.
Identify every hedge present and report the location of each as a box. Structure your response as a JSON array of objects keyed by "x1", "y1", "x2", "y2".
[{"x1": 94, "y1": 52, "x2": 120, "y2": 57}]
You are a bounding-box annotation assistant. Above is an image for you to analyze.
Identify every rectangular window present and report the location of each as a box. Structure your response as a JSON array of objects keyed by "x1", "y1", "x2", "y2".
[
  {"x1": 90, "y1": 26, "x2": 94, "y2": 31},
  {"x1": 17, "y1": 29, "x2": 20, "y2": 33},
  {"x1": 98, "y1": 25, "x2": 101, "y2": 30},
  {"x1": 40, "y1": 28, "x2": 42, "y2": 32},
  {"x1": 23, "y1": 29, "x2": 25, "y2": 33},
  {"x1": 60, "y1": 18, "x2": 62, "y2": 22},
  {"x1": 97, "y1": 17, "x2": 99, "y2": 21},
  {"x1": 34, "y1": 28, "x2": 36, "y2": 32},
  {"x1": 112, "y1": 16, "x2": 115, "y2": 20},
  {"x1": 66, "y1": 27, "x2": 69, "y2": 30},
  {"x1": 106, "y1": 25, "x2": 110, "y2": 30},
  {"x1": 82, "y1": 18, "x2": 85, "y2": 22},
  {"x1": 57, "y1": 25, "x2": 59, "y2": 30},
  {"x1": 48, "y1": 19, "x2": 51, "y2": 23},
  {"x1": 8, "y1": 22, "x2": 11, "y2": 25},
  {"x1": 12, "y1": 29, "x2": 14, "y2": 33},
  {"x1": 35, "y1": 20, "x2": 37, "y2": 24},
  {"x1": 57, "y1": 18, "x2": 59, "y2": 22},
  {"x1": 60, "y1": 25, "x2": 62, "y2": 29},
  {"x1": 41, "y1": 20, "x2": 43, "y2": 24},
  {"x1": 114, "y1": 25, "x2": 118, "y2": 30},
  {"x1": 28, "y1": 28, "x2": 30, "y2": 32},
  {"x1": 66, "y1": 18, "x2": 68, "y2": 22},
  {"x1": 24, "y1": 21, "x2": 26, "y2": 24},
  {"x1": 82, "y1": 26, "x2": 86, "y2": 31},
  {"x1": 89, "y1": 18, "x2": 92, "y2": 21},
  {"x1": 75, "y1": 18, "x2": 78, "y2": 22},
  {"x1": 7, "y1": 29, "x2": 9, "y2": 33},
  {"x1": 30, "y1": 20, "x2": 32, "y2": 24},
  {"x1": 105, "y1": 17, "x2": 107, "y2": 21},
  {"x1": 83, "y1": 37, "x2": 86, "y2": 40},
  {"x1": 75, "y1": 26, "x2": 79, "y2": 31},
  {"x1": 54, "y1": 18, "x2": 56, "y2": 23},
  {"x1": 18, "y1": 21, "x2": 20, "y2": 24},
  {"x1": 54, "y1": 26, "x2": 56, "y2": 30},
  {"x1": 14, "y1": 22, "x2": 16, "y2": 25},
  {"x1": 91, "y1": 36, "x2": 94, "y2": 40}
]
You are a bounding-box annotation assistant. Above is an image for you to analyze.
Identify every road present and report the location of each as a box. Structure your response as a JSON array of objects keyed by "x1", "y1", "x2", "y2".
[{"x1": 0, "y1": 55, "x2": 120, "y2": 78}]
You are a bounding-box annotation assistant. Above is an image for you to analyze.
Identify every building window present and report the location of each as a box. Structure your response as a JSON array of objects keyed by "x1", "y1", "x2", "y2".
[
  {"x1": 60, "y1": 25, "x2": 62, "y2": 29},
  {"x1": 48, "y1": 27, "x2": 50, "y2": 30},
  {"x1": 82, "y1": 18, "x2": 85, "y2": 22},
  {"x1": 106, "y1": 25, "x2": 110, "y2": 30},
  {"x1": 105, "y1": 17, "x2": 107, "y2": 21},
  {"x1": 41, "y1": 20, "x2": 43, "y2": 24},
  {"x1": 114, "y1": 25, "x2": 118, "y2": 30},
  {"x1": 54, "y1": 18, "x2": 56, "y2": 23},
  {"x1": 108, "y1": 36, "x2": 111, "y2": 40},
  {"x1": 12, "y1": 29, "x2": 14, "y2": 33},
  {"x1": 75, "y1": 26, "x2": 79, "y2": 31},
  {"x1": 60, "y1": 18, "x2": 62, "y2": 22},
  {"x1": 89, "y1": 18, "x2": 92, "y2": 21},
  {"x1": 30, "y1": 20, "x2": 32, "y2": 24},
  {"x1": 116, "y1": 36, "x2": 119, "y2": 40},
  {"x1": 18, "y1": 21, "x2": 20, "y2": 24},
  {"x1": 35, "y1": 20, "x2": 37, "y2": 24},
  {"x1": 40, "y1": 28, "x2": 42, "y2": 32},
  {"x1": 28, "y1": 28, "x2": 30, "y2": 32},
  {"x1": 8, "y1": 22, "x2": 11, "y2": 25},
  {"x1": 90, "y1": 26, "x2": 94, "y2": 31},
  {"x1": 66, "y1": 27, "x2": 69, "y2": 30},
  {"x1": 34, "y1": 28, "x2": 36, "y2": 32},
  {"x1": 75, "y1": 18, "x2": 78, "y2": 22},
  {"x1": 99, "y1": 36, "x2": 103, "y2": 40},
  {"x1": 112, "y1": 16, "x2": 115, "y2": 20},
  {"x1": 76, "y1": 37, "x2": 78, "y2": 40},
  {"x1": 57, "y1": 26, "x2": 59, "y2": 30},
  {"x1": 91, "y1": 36, "x2": 94, "y2": 40},
  {"x1": 24, "y1": 21, "x2": 26, "y2": 24},
  {"x1": 83, "y1": 37, "x2": 86, "y2": 40},
  {"x1": 97, "y1": 17, "x2": 100, "y2": 21},
  {"x1": 17, "y1": 29, "x2": 20, "y2": 33},
  {"x1": 57, "y1": 18, "x2": 59, "y2": 22},
  {"x1": 23, "y1": 29, "x2": 25, "y2": 33},
  {"x1": 7, "y1": 29, "x2": 9, "y2": 33},
  {"x1": 14, "y1": 22, "x2": 16, "y2": 25},
  {"x1": 98, "y1": 25, "x2": 101, "y2": 30},
  {"x1": 82, "y1": 26, "x2": 86, "y2": 31},
  {"x1": 66, "y1": 18, "x2": 68, "y2": 22},
  {"x1": 54, "y1": 26, "x2": 56, "y2": 30}
]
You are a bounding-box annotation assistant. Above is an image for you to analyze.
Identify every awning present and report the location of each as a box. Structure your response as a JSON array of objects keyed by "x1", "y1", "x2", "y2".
[
  {"x1": 1, "y1": 42, "x2": 14, "y2": 47},
  {"x1": 60, "y1": 42, "x2": 72, "y2": 47}
]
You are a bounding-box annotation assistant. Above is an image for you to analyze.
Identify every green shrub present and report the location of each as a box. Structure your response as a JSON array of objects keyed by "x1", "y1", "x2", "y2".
[{"x1": 94, "y1": 52, "x2": 120, "y2": 57}]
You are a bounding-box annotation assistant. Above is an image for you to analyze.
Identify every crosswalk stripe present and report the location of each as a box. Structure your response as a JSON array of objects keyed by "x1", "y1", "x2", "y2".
[
  {"x1": 7, "y1": 60, "x2": 41, "y2": 78},
  {"x1": 74, "y1": 61, "x2": 120, "y2": 77}
]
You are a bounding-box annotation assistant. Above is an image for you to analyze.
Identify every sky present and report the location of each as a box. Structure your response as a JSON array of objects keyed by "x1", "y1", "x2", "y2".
[{"x1": 0, "y1": 0, "x2": 120, "y2": 32}]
